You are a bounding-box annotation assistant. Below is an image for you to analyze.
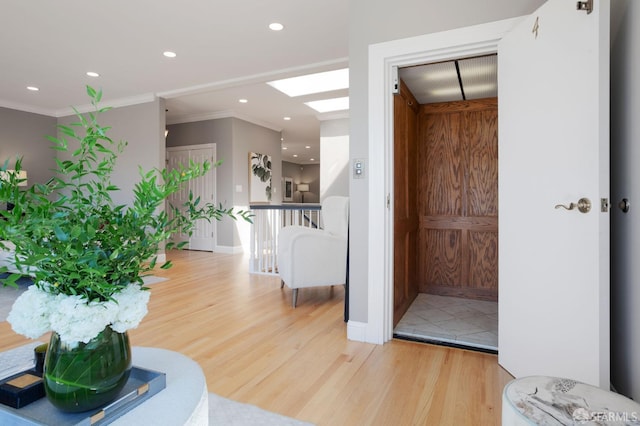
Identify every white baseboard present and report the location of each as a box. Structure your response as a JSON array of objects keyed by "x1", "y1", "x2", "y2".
[
  {"x1": 347, "y1": 321, "x2": 368, "y2": 342},
  {"x1": 214, "y1": 245, "x2": 244, "y2": 254}
]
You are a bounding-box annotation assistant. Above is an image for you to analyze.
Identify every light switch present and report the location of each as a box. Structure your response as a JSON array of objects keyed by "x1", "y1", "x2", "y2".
[
  {"x1": 353, "y1": 159, "x2": 365, "y2": 179},
  {"x1": 235, "y1": 185, "x2": 243, "y2": 193}
]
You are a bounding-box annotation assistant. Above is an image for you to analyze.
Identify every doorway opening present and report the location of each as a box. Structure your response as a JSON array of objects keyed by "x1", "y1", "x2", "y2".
[{"x1": 391, "y1": 55, "x2": 499, "y2": 353}]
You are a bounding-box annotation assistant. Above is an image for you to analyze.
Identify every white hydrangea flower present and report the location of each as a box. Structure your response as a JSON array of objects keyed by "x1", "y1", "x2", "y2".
[
  {"x1": 49, "y1": 295, "x2": 118, "y2": 345},
  {"x1": 111, "y1": 284, "x2": 150, "y2": 333},
  {"x1": 7, "y1": 286, "x2": 54, "y2": 339},
  {"x1": 7, "y1": 282, "x2": 150, "y2": 346}
]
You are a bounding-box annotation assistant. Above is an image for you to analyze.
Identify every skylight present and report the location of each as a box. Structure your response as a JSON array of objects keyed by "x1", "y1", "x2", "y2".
[
  {"x1": 267, "y1": 69, "x2": 349, "y2": 97},
  {"x1": 305, "y1": 97, "x2": 349, "y2": 113}
]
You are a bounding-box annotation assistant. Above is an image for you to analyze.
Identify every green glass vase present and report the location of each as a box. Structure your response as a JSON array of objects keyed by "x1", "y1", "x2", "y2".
[{"x1": 43, "y1": 326, "x2": 132, "y2": 413}]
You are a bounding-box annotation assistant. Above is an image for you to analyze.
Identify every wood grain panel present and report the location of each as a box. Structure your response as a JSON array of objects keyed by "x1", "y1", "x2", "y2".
[
  {"x1": 466, "y1": 109, "x2": 498, "y2": 217},
  {"x1": 393, "y1": 80, "x2": 419, "y2": 326},
  {"x1": 423, "y1": 97, "x2": 498, "y2": 114},
  {"x1": 417, "y1": 98, "x2": 498, "y2": 301},
  {"x1": 421, "y1": 229, "x2": 462, "y2": 287},
  {"x1": 421, "y1": 112, "x2": 463, "y2": 216},
  {"x1": 468, "y1": 231, "x2": 498, "y2": 290}
]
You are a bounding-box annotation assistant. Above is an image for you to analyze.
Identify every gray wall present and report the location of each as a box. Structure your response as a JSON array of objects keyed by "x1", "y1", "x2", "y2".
[
  {"x1": 610, "y1": 0, "x2": 640, "y2": 402},
  {"x1": 167, "y1": 117, "x2": 281, "y2": 249},
  {"x1": 282, "y1": 161, "x2": 320, "y2": 203},
  {"x1": 348, "y1": 0, "x2": 546, "y2": 322},
  {"x1": 57, "y1": 100, "x2": 165, "y2": 208},
  {"x1": 166, "y1": 118, "x2": 235, "y2": 246},
  {"x1": 0, "y1": 108, "x2": 57, "y2": 187}
]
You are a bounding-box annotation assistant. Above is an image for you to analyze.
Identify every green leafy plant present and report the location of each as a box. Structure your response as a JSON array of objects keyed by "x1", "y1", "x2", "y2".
[
  {"x1": 250, "y1": 152, "x2": 272, "y2": 201},
  {"x1": 0, "y1": 86, "x2": 251, "y2": 302}
]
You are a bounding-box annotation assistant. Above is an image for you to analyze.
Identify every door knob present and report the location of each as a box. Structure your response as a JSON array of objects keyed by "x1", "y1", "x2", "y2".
[
  {"x1": 555, "y1": 198, "x2": 591, "y2": 213},
  {"x1": 618, "y1": 198, "x2": 630, "y2": 213}
]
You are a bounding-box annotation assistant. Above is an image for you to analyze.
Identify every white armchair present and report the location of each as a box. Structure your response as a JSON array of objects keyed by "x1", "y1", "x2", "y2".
[{"x1": 277, "y1": 196, "x2": 349, "y2": 307}]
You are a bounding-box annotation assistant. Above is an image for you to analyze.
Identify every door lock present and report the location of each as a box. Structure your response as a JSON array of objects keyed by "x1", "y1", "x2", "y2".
[{"x1": 555, "y1": 198, "x2": 591, "y2": 213}]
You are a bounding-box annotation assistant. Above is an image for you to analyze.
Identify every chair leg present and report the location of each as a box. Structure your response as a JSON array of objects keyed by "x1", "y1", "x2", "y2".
[
  {"x1": 292, "y1": 288, "x2": 298, "y2": 308},
  {"x1": 280, "y1": 280, "x2": 285, "y2": 289}
]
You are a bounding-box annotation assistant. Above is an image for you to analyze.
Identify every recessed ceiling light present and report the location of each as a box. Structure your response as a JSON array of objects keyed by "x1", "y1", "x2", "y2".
[
  {"x1": 282, "y1": 147, "x2": 288, "y2": 150},
  {"x1": 305, "y1": 97, "x2": 349, "y2": 113},
  {"x1": 269, "y1": 23, "x2": 284, "y2": 31},
  {"x1": 86, "y1": 71, "x2": 99, "y2": 78},
  {"x1": 305, "y1": 146, "x2": 311, "y2": 149},
  {"x1": 310, "y1": 158, "x2": 315, "y2": 161},
  {"x1": 283, "y1": 116, "x2": 291, "y2": 121},
  {"x1": 163, "y1": 51, "x2": 177, "y2": 58},
  {"x1": 293, "y1": 154, "x2": 298, "y2": 158},
  {"x1": 267, "y1": 68, "x2": 349, "y2": 97},
  {"x1": 239, "y1": 99, "x2": 248, "y2": 103},
  {"x1": 26, "y1": 86, "x2": 39, "y2": 91}
]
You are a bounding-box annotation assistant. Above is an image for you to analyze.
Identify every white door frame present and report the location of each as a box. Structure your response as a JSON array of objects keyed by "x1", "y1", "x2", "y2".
[{"x1": 362, "y1": 18, "x2": 523, "y2": 344}]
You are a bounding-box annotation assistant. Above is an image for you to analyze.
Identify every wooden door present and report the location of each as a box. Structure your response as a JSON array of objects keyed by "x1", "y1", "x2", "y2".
[
  {"x1": 498, "y1": 0, "x2": 610, "y2": 386},
  {"x1": 418, "y1": 98, "x2": 498, "y2": 301},
  {"x1": 393, "y1": 80, "x2": 419, "y2": 326}
]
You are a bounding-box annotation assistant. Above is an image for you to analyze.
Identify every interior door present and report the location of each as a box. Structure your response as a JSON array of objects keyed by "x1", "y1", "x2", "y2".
[
  {"x1": 498, "y1": 0, "x2": 610, "y2": 387},
  {"x1": 166, "y1": 149, "x2": 190, "y2": 247},
  {"x1": 166, "y1": 146, "x2": 216, "y2": 252},
  {"x1": 187, "y1": 147, "x2": 216, "y2": 251}
]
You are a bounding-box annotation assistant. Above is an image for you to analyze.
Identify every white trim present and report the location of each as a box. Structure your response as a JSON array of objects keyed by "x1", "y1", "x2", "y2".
[
  {"x1": 346, "y1": 321, "x2": 368, "y2": 342},
  {"x1": 214, "y1": 245, "x2": 244, "y2": 254},
  {"x1": 156, "y1": 253, "x2": 167, "y2": 264},
  {"x1": 366, "y1": 17, "x2": 523, "y2": 345},
  {"x1": 157, "y1": 57, "x2": 349, "y2": 100},
  {"x1": 54, "y1": 93, "x2": 157, "y2": 117},
  {"x1": 166, "y1": 109, "x2": 282, "y2": 132},
  {"x1": 167, "y1": 143, "x2": 216, "y2": 151}
]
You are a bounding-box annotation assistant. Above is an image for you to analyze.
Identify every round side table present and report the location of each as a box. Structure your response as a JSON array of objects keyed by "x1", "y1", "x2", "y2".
[
  {"x1": 502, "y1": 376, "x2": 640, "y2": 425},
  {"x1": 113, "y1": 347, "x2": 208, "y2": 426}
]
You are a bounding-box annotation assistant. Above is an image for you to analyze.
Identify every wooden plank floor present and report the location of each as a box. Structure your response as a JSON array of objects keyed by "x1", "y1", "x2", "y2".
[{"x1": 0, "y1": 250, "x2": 513, "y2": 425}]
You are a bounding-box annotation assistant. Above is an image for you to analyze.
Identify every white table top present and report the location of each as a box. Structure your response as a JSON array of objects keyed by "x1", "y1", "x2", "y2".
[
  {"x1": 113, "y1": 346, "x2": 208, "y2": 426},
  {"x1": 503, "y1": 376, "x2": 640, "y2": 425}
]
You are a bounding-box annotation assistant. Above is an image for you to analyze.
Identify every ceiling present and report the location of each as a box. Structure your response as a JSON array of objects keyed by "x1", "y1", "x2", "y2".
[
  {"x1": 399, "y1": 55, "x2": 497, "y2": 104},
  {"x1": 1, "y1": 3, "x2": 497, "y2": 167},
  {"x1": 0, "y1": 1, "x2": 349, "y2": 164}
]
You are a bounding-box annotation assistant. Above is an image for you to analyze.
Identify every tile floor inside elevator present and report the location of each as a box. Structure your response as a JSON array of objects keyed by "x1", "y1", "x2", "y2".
[{"x1": 394, "y1": 293, "x2": 498, "y2": 353}]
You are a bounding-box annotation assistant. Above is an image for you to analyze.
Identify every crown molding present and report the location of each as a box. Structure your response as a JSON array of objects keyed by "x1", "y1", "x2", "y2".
[
  {"x1": 157, "y1": 57, "x2": 349, "y2": 99},
  {"x1": 53, "y1": 93, "x2": 157, "y2": 117},
  {"x1": 167, "y1": 109, "x2": 282, "y2": 133},
  {"x1": 317, "y1": 111, "x2": 350, "y2": 121},
  {"x1": 0, "y1": 99, "x2": 57, "y2": 117}
]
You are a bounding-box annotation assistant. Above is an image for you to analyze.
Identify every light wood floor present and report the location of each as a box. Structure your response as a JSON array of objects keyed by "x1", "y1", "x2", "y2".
[{"x1": 0, "y1": 250, "x2": 513, "y2": 425}]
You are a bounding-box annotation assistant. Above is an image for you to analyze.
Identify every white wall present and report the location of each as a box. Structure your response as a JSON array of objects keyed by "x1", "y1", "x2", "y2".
[
  {"x1": 610, "y1": 0, "x2": 640, "y2": 401},
  {"x1": 320, "y1": 118, "x2": 349, "y2": 201},
  {"x1": 348, "y1": 0, "x2": 546, "y2": 323}
]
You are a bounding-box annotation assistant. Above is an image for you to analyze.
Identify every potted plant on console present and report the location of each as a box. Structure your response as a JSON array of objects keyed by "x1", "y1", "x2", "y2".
[{"x1": 0, "y1": 87, "x2": 251, "y2": 413}]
